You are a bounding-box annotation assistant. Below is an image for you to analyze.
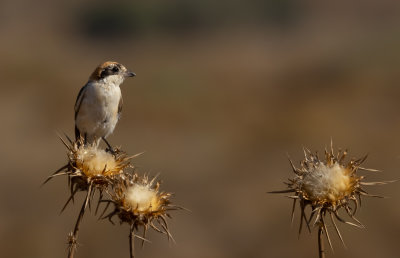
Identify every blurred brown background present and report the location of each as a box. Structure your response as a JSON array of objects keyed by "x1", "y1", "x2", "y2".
[{"x1": 1, "y1": 0, "x2": 400, "y2": 257}]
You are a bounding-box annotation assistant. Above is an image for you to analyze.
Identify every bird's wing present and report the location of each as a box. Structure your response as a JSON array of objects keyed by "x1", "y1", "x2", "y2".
[
  {"x1": 118, "y1": 95, "x2": 123, "y2": 120},
  {"x1": 74, "y1": 85, "x2": 87, "y2": 120},
  {"x1": 74, "y1": 85, "x2": 88, "y2": 140}
]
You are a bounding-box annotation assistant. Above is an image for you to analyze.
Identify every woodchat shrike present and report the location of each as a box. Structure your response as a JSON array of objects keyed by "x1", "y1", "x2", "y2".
[{"x1": 74, "y1": 61, "x2": 135, "y2": 146}]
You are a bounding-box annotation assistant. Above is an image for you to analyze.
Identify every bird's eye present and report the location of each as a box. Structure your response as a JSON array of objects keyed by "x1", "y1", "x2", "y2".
[{"x1": 112, "y1": 66, "x2": 119, "y2": 73}]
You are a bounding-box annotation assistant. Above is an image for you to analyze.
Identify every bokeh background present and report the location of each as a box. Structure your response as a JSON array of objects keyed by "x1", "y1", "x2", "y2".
[{"x1": 1, "y1": 0, "x2": 400, "y2": 257}]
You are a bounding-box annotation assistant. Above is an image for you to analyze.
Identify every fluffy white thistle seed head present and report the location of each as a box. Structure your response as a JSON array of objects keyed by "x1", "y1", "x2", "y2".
[
  {"x1": 126, "y1": 184, "x2": 160, "y2": 213},
  {"x1": 302, "y1": 162, "x2": 352, "y2": 203},
  {"x1": 76, "y1": 145, "x2": 117, "y2": 177}
]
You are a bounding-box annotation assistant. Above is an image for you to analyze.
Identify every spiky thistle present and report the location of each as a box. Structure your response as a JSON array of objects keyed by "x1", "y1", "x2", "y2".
[
  {"x1": 101, "y1": 173, "x2": 183, "y2": 258},
  {"x1": 45, "y1": 136, "x2": 139, "y2": 258},
  {"x1": 270, "y1": 142, "x2": 393, "y2": 257}
]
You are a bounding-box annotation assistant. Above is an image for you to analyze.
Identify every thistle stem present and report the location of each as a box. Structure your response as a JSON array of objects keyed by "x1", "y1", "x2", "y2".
[
  {"x1": 129, "y1": 224, "x2": 135, "y2": 258},
  {"x1": 318, "y1": 227, "x2": 325, "y2": 258},
  {"x1": 68, "y1": 185, "x2": 92, "y2": 258}
]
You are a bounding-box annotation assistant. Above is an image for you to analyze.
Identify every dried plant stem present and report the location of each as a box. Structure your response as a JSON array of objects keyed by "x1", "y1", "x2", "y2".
[
  {"x1": 318, "y1": 227, "x2": 325, "y2": 258},
  {"x1": 68, "y1": 185, "x2": 92, "y2": 258},
  {"x1": 129, "y1": 224, "x2": 135, "y2": 258}
]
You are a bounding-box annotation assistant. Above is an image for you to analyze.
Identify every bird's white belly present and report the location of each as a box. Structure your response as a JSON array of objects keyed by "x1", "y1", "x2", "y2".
[{"x1": 76, "y1": 83, "x2": 121, "y2": 142}]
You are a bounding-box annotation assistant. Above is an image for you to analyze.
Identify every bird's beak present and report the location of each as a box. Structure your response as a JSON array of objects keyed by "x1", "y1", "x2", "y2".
[{"x1": 125, "y1": 71, "x2": 136, "y2": 77}]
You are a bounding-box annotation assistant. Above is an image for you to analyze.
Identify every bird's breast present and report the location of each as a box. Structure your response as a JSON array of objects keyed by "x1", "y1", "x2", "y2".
[
  {"x1": 88, "y1": 83, "x2": 121, "y2": 114},
  {"x1": 76, "y1": 83, "x2": 121, "y2": 136}
]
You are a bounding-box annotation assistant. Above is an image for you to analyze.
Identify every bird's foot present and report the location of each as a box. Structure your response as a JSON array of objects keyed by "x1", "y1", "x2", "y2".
[{"x1": 102, "y1": 137, "x2": 117, "y2": 156}]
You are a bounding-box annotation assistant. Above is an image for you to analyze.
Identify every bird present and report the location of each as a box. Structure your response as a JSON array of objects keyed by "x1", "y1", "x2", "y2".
[{"x1": 74, "y1": 61, "x2": 135, "y2": 147}]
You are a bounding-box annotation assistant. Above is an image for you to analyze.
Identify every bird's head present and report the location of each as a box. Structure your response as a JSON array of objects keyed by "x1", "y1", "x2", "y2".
[{"x1": 89, "y1": 61, "x2": 135, "y2": 85}]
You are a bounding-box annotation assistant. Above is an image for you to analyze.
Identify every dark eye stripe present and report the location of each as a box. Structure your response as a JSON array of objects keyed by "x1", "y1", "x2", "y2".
[{"x1": 100, "y1": 65, "x2": 120, "y2": 78}]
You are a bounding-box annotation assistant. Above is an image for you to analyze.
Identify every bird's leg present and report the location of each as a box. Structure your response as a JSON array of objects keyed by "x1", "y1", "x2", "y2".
[{"x1": 102, "y1": 137, "x2": 116, "y2": 155}]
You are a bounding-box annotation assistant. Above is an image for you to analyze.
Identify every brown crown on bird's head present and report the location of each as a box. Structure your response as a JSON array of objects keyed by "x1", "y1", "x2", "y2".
[{"x1": 89, "y1": 61, "x2": 135, "y2": 81}]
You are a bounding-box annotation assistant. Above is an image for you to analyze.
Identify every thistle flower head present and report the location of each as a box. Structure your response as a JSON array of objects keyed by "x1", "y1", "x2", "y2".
[
  {"x1": 301, "y1": 162, "x2": 355, "y2": 204},
  {"x1": 74, "y1": 142, "x2": 128, "y2": 178},
  {"x1": 45, "y1": 136, "x2": 135, "y2": 212},
  {"x1": 125, "y1": 183, "x2": 161, "y2": 213},
  {"x1": 291, "y1": 148, "x2": 362, "y2": 208},
  {"x1": 103, "y1": 173, "x2": 182, "y2": 244},
  {"x1": 270, "y1": 142, "x2": 392, "y2": 249}
]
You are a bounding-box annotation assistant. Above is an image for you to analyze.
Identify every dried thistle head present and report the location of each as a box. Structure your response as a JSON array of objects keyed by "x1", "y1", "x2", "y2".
[
  {"x1": 270, "y1": 142, "x2": 393, "y2": 249},
  {"x1": 45, "y1": 136, "x2": 135, "y2": 211},
  {"x1": 103, "y1": 173, "x2": 182, "y2": 245},
  {"x1": 74, "y1": 144, "x2": 123, "y2": 177}
]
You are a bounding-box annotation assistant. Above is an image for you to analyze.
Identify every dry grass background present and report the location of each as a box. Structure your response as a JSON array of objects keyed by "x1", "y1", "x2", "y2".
[{"x1": 1, "y1": 0, "x2": 400, "y2": 257}]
